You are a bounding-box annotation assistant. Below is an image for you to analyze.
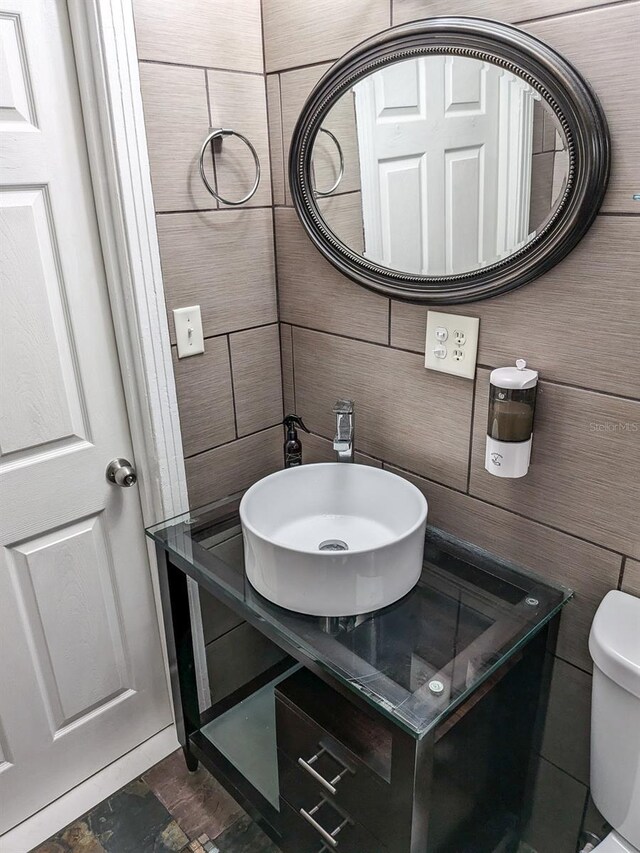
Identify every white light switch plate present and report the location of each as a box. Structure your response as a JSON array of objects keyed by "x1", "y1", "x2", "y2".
[
  {"x1": 174, "y1": 305, "x2": 204, "y2": 358},
  {"x1": 425, "y1": 311, "x2": 479, "y2": 379}
]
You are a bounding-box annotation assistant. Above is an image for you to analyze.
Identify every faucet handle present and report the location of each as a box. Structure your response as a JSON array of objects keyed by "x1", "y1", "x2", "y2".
[{"x1": 332, "y1": 399, "x2": 354, "y2": 414}]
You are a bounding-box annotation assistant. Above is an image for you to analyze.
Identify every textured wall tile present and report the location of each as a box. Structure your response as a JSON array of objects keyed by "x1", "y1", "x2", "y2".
[
  {"x1": 280, "y1": 324, "x2": 295, "y2": 413},
  {"x1": 391, "y1": 217, "x2": 640, "y2": 398},
  {"x1": 317, "y1": 193, "x2": 364, "y2": 254},
  {"x1": 207, "y1": 71, "x2": 272, "y2": 207},
  {"x1": 229, "y1": 325, "x2": 283, "y2": 436},
  {"x1": 526, "y1": 3, "x2": 640, "y2": 213},
  {"x1": 266, "y1": 75, "x2": 286, "y2": 205},
  {"x1": 529, "y1": 151, "x2": 556, "y2": 231},
  {"x1": 263, "y1": 0, "x2": 390, "y2": 72},
  {"x1": 172, "y1": 340, "x2": 235, "y2": 457},
  {"x1": 199, "y1": 591, "x2": 243, "y2": 645},
  {"x1": 622, "y1": 558, "x2": 640, "y2": 597},
  {"x1": 279, "y1": 65, "x2": 330, "y2": 204},
  {"x1": 138, "y1": 64, "x2": 213, "y2": 212},
  {"x1": 313, "y1": 90, "x2": 361, "y2": 196},
  {"x1": 292, "y1": 328, "x2": 473, "y2": 489},
  {"x1": 524, "y1": 758, "x2": 587, "y2": 853},
  {"x1": 541, "y1": 658, "x2": 592, "y2": 784},
  {"x1": 133, "y1": 0, "x2": 263, "y2": 72},
  {"x1": 157, "y1": 209, "x2": 277, "y2": 342},
  {"x1": 205, "y1": 622, "x2": 287, "y2": 705},
  {"x1": 393, "y1": 0, "x2": 613, "y2": 25},
  {"x1": 185, "y1": 427, "x2": 281, "y2": 508},
  {"x1": 382, "y1": 468, "x2": 621, "y2": 671},
  {"x1": 470, "y1": 371, "x2": 640, "y2": 557},
  {"x1": 276, "y1": 208, "x2": 389, "y2": 343},
  {"x1": 276, "y1": 59, "x2": 362, "y2": 201},
  {"x1": 389, "y1": 302, "x2": 429, "y2": 354}
]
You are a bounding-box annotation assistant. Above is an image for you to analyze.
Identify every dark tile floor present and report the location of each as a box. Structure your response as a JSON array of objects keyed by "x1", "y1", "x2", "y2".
[
  {"x1": 31, "y1": 750, "x2": 281, "y2": 853},
  {"x1": 30, "y1": 750, "x2": 538, "y2": 853}
]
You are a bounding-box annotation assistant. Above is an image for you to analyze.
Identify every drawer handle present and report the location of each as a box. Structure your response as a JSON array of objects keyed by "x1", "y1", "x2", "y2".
[
  {"x1": 300, "y1": 798, "x2": 349, "y2": 848},
  {"x1": 298, "y1": 747, "x2": 350, "y2": 796}
]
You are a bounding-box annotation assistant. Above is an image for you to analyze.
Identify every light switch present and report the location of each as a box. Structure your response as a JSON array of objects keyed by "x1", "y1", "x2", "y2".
[
  {"x1": 174, "y1": 305, "x2": 204, "y2": 358},
  {"x1": 425, "y1": 311, "x2": 479, "y2": 379}
]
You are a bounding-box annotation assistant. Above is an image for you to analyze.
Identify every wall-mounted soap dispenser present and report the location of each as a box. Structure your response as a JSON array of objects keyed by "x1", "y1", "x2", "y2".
[{"x1": 485, "y1": 359, "x2": 538, "y2": 478}]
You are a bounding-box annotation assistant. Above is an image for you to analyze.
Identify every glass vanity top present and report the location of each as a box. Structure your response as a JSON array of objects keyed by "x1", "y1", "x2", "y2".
[{"x1": 147, "y1": 494, "x2": 571, "y2": 739}]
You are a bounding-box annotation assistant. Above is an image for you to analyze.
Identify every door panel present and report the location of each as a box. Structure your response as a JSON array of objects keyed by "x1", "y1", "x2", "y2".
[
  {"x1": 0, "y1": 0, "x2": 170, "y2": 833},
  {"x1": 0, "y1": 188, "x2": 88, "y2": 457},
  {"x1": 6, "y1": 515, "x2": 130, "y2": 730},
  {"x1": 445, "y1": 145, "x2": 483, "y2": 274},
  {"x1": 445, "y1": 55, "x2": 483, "y2": 112},
  {"x1": 379, "y1": 156, "x2": 426, "y2": 274},
  {"x1": 0, "y1": 12, "x2": 37, "y2": 132}
]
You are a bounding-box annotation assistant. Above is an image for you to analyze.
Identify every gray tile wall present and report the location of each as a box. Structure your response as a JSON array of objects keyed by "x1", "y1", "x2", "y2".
[
  {"x1": 263, "y1": 2, "x2": 640, "y2": 851},
  {"x1": 132, "y1": 0, "x2": 285, "y2": 710},
  {"x1": 132, "y1": 0, "x2": 283, "y2": 507}
]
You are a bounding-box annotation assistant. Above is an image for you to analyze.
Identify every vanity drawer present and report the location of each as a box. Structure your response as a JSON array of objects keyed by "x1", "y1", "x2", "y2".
[
  {"x1": 278, "y1": 750, "x2": 394, "y2": 850},
  {"x1": 279, "y1": 797, "x2": 388, "y2": 853},
  {"x1": 276, "y1": 693, "x2": 388, "y2": 786},
  {"x1": 275, "y1": 667, "x2": 397, "y2": 848},
  {"x1": 276, "y1": 670, "x2": 391, "y2": 774}
]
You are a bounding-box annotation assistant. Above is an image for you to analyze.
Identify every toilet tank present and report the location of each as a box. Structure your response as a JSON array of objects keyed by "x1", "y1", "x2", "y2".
[{"x1": 589, "y1": 590, "x2": 640, "y2": 847}]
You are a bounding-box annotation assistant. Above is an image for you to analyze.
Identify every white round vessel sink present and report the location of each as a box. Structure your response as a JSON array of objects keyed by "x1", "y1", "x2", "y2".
[{"x1": 239, "y1": 463, "x2": 428, "y2": 616}]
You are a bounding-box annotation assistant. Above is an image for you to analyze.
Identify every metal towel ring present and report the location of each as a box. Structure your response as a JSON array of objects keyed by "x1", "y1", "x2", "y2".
[
  {"x1": 199, "y1": 127, "x2": 261, "y2": 206},
  {"x1": 312, "y1": 127, "x2": 344, "y2": 197}
]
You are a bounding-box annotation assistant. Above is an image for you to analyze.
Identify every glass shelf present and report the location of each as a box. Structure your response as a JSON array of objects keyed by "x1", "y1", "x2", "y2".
[
  {"x1": 147, "y1": 493, "x2": 571, "y2": 740},
  {"x1": 200, "y1": 665, "x2": 300, "y2": 810}
]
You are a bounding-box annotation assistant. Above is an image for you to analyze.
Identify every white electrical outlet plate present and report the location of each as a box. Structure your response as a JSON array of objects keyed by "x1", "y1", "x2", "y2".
[
  {"x1": 425, "y1": 311, "x2": 479, "y2": 379},
  {"x1": 174, "y1": 305, "x2": 204, "y2": 358}
]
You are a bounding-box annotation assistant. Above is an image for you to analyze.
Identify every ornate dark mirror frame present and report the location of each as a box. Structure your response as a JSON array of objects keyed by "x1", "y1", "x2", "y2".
[{"x1": 289, "y1": 17, "x2": 610, "y2": 304}]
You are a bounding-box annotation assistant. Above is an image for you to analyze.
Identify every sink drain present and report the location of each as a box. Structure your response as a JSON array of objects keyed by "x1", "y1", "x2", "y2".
[{"x1": 318, "y1": 539, "x2": 349, "y2": 552}]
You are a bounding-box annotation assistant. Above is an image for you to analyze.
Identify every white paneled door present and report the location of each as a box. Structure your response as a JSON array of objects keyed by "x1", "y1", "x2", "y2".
[{"x1": 0, "y1": 0, "x2": 171, "y2": 834}]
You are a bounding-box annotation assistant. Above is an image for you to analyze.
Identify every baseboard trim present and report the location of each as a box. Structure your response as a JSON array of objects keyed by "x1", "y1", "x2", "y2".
[{"x1": 0, "y1": 725, "x2": 179, "y2": 853}]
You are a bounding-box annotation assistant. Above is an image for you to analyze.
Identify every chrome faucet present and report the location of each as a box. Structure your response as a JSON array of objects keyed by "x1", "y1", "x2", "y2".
[{"x1": 333, "y1": 400, "x2": 354, "y2": 462}]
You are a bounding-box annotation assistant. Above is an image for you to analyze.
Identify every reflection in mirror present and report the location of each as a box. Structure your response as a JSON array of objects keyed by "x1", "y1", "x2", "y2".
[{"x1": 311, "y1": 56, "x2": 570, "y2": 277}]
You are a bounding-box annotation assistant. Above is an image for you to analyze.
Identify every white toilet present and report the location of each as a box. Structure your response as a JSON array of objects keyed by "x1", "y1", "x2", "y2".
[{"x1": 588, "y1": 590, "x2": 640, "y2": 852}]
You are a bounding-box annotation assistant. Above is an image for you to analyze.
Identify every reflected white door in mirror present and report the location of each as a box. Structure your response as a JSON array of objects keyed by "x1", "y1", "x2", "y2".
[{"x1": 347, "y1": 56, "x2": 566, "y2": 276}]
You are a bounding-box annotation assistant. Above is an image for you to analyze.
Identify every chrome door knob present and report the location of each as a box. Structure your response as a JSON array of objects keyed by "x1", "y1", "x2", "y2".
[{"x1": 106, "y1": 458, "x2": 137, "y2": 487}]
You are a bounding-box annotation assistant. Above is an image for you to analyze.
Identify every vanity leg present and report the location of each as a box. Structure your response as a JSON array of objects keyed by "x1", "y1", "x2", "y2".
[
  {"x1": 517, "y1": 620, "x2": 559, "y2": 837},
  {"x1": 156, "y1": 546, "x2": 200, "y2": 772},
  {"x1": 182, "y1": 745, "x2": 199, "y2": 773},
  {"x1": 390, "y1": 729, "x2": 435, "y2": 853}
]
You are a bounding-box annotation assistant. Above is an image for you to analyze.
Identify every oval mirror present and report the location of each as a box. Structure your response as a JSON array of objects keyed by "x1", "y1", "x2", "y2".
[{"x1": 290, "y1": 18, "x2": 610, "y2": 303}]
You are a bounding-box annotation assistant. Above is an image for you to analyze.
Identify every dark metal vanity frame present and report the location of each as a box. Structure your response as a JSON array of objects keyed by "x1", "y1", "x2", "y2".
[
  {"x1": 289, "y1": 16, "x2": 610, "y2": 304},
  {"x1": 149, "y1": 496, "x2": 570, "y2": 853}
]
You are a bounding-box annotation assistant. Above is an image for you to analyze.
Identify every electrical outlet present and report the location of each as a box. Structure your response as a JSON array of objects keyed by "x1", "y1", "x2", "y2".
[
  {"x1": 174, "y1": 305, "x2": 204, "y2": 358},
  {"x1": 425, "y1": 311, "x2": 479, "y2": 379}
]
